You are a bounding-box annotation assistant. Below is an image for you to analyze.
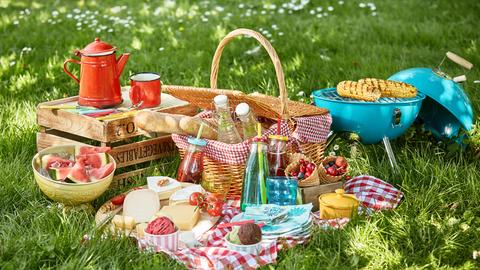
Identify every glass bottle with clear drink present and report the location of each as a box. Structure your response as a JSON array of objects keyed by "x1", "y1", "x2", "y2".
[
  {"x1": 235, "y1": 102, "x2": 259, "y2": 140},
  {"x1": 240, "y1": 137, "x2": 268, "y2": 211},
  {"x1": 213, "y1": 95, "x2": 242, "y2": 144}
]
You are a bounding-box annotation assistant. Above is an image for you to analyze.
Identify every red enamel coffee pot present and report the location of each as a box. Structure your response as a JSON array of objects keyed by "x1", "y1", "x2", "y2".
[{"x1": 63, "y1": 38, "x2": 129, "y2": 108}]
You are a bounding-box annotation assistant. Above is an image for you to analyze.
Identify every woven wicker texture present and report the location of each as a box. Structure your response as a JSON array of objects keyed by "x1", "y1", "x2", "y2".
[
  {"x1": 171, "y1": 29, "x2": 328, "y2": 195},
  {"x1": 285, "y1": 153, "x2": 319, "y2": 187},
  {"x1": 318, "y1": 156, "x2": 347, "y2": 184}
]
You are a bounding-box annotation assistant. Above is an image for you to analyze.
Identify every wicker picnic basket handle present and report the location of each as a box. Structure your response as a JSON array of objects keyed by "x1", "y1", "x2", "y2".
[{"x1": 210, "y1": 28, "x2": 289, "y2": 119}]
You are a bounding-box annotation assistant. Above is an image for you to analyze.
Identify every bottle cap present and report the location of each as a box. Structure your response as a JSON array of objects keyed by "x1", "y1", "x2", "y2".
[
  {"x1": 235, "y1": 103, "x2": 250, "y2": 116},
  {"x1": 213, "y1": 95, "x2": 228, "y2": 106},
  {"x1": 187, "y1": 137, "x2": 207, "y2": 147}
]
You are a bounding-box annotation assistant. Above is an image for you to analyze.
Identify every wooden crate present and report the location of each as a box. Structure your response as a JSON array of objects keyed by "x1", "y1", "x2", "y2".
[
  {"x1": 36, "y1": 87, "x2": 198, "y2": 188},
  {"x1": 300, "y1": 181, "x2": 344, "y2": 211}
]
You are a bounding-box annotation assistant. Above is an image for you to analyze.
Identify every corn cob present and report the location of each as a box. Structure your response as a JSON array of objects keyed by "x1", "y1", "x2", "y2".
[
  {"x1": 358, "y1": 78, "x2": 417, "y2": 98},
  {"x1": 336, "y1": 80, "x2": 381, "y2": 102}
]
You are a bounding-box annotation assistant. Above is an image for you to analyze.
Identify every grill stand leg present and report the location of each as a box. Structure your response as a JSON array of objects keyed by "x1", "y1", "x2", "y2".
[{"x1": 383, "y1": 136, "x2": 398, "y2": 172}]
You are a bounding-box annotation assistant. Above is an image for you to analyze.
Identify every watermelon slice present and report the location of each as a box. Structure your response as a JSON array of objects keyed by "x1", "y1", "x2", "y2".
[
  {"x1": 41, "y1": 154, "x2": 75, "y2": 170},
  {"x1": 75, "y1": 146, "x2": 111, "y2": 156},
  {"x1": 67, "y1": 158, "x2": 90, "y2": 183},
  {"x1": 89, "y1": 163, "x2": 115, "y2": 181},
  {"x1": 76, "y1": 153, "x2": 109, "y2": 168},
  {"x1": 48, "y1": 167, "x2": 72, "y2": 181}
]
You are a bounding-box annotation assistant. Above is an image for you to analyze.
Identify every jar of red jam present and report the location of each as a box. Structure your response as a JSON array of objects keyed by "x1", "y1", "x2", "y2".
[
  {"x1": 267, "y1": 135, "x2": 289, "y2": 177},
  {"x1": 177, "y1": 137, "x2": 207, "y2": 184}
]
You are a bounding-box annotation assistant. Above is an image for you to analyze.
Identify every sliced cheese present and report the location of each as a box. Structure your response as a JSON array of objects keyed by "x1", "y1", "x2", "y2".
[
  {"x1": 169, "y1": 184, "x2": 204, "y2": 205},
  {"x1": 112, "y1": 215, "x2": 136, "y2": 230},
  {"x1": 123, "y1": 189, "x2": 160, "y2": 223},
  {"x1": 136, "y1": 223, "x2": 148, "y2": 238},
  {"x1": 156, "y1": 204, "x2": 200, "y2": 231}
]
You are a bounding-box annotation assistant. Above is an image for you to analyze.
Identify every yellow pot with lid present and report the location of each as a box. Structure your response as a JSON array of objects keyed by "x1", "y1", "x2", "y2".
[{"x1": 319, "y1": 189, "x2": 359, "y2": 219}]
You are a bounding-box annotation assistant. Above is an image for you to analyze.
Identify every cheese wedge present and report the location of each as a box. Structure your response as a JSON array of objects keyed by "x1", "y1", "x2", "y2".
[
  {"x1": 147, "y1": 176, "x2": 182, "y2": 200},
  {"x1": 156, "y1": 205, "x2": 200, "y2": 231},
  {"x1": 169, "y1": 184, "x2": 204, "y2": 205},
  {"x1": 123, "y1": 189, "x2": 160, "y2": 223}
]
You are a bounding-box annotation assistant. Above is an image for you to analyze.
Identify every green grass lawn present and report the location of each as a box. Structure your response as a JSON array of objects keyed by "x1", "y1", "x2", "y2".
[{"x1": 1, "y1": 0, "x2": 480, "y2": 269}]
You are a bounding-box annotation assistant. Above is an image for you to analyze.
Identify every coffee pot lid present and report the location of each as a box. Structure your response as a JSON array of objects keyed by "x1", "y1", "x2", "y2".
[{"x1": 77, "y1": 38, "x2": 116, "y2": 56}]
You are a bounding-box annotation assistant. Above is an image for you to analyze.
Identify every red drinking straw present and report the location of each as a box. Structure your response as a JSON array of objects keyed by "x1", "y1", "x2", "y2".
[{"x1": 277, "y1": 118, "x2": 281, "y2": 135}]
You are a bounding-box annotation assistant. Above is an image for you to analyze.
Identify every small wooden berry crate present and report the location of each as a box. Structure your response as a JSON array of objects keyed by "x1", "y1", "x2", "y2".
[{"x1": 36, "y1": 87, "x2": 198, "y2": 188}]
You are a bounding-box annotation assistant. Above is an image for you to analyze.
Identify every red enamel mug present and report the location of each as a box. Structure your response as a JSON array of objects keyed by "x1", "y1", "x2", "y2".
[{"x1": 129, "y1": 73, "x2": 161, "y2": 108}]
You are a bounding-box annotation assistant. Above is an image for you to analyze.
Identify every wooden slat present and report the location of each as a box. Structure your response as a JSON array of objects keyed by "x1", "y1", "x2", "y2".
[
  {"x1": 109, "y1": 135, "x2": 177, "y2": 169},
  {"x1": 300, "y1": 181, "x2": 344, "y2": 211},
  {"x1": 37, "y1": 107, "x2": 107, "y2": 142},
  {"x1": 36, "y1": 132, "x2": 89, "y2": 151},
  {"x1": 104, "y1": 103, "x2": 199, "y2": 142},
  {"x1": 111, "y1": 168, "x2": 149, "y2": 189}
]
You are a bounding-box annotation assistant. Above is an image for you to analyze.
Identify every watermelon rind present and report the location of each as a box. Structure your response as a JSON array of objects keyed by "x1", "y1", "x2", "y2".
[
  {"x1": 48, "y1": 167, "x2": 72, "y2": 181},
  {"x1": 77, "y1": 153, "x2": 109, "y2": 168},
  {"x1": 41, "y1": 154, "x2": 74, "y2": 170},
  {"x1": 68, "y1": 161, "x2": 90, "y2": 183}
]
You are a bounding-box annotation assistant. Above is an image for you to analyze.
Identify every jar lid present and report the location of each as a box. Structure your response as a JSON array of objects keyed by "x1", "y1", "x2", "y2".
[
  {"x1": 213, "y1": 95, "x2": 228, "y2": 106},
  {"x1": 252, "y1": 137, "x2": 267, "y2": 143},
  {"x1": 268, "y1": 135, "x2": 288, "y2": 141},
  {"x1": 319, "y1": 189, "x2": 359, "y2": 209},
  {"x1": 235, "y1": 103, "x2": 250, "y2": 116},
  {"x1": 187, "y1": 137, "x2": 207, "y2": 147},
  {"x1": 77, "y1": 38, "x2": 116, "y2": 56}
]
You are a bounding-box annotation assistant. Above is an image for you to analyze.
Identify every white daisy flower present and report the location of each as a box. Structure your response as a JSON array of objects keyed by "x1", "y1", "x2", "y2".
[
  {"x1": 238, "y1": 3, "x2": 245, "y2": 8},
  {"x1": 338, "y1": 1, "x2": 344, "y2": 5},
  {"x1": 296, "y1": 91, "x2": 305, "y2": 97},
  {"x1": 329, "y1": 151, "x2": 336, "y2": 156},
  {"x1": 278, "y1": 8, "x2": 285, "y2": 14},
  {"x1": 333, "y1": 144, "x2": 340, "y2": 150},
  {"x1": 158, "y1": 47, "x2": 165, "y2": 51},
  {"x1": 215, "y1": 6, "x2": 224, "y2": 12},
  {"x1": 278, "y1": 32, "x2": 284, "y2": 36},
  {"x1": 13, "y1": 20, "x2": 19, "y2": 25},
  {"x1": 327, "y1": 6, "x2": 334, "y2": 11},
  {"x1": 52, "y1": 10, "x2": 59, "y2": 17},
  {"x1": 110, "y1": 6, "x2": 122, "y2": 14},
  {"x1": 359, "y1": 3, "x2": 366, "y2": 8},
  {"x1": 9, "y1": 61, "x2": 16, "y2": 66},
  {"x1": 316, "y1": 6, "x2": 323, "y2": 12},
  {"x1": 310, "y1": 10, "x2": 315, "y2": 14},
  {"x1": 73, "y1": 8, "x2": 81, "y2": 14},
  {"x1": 108, "y1": 28, "x2": 113, "y2": 32},
  {"x1": 317, "y1": 14, "x2": 323, "y2": 18},
  {"x1": 66, "y1": 13, "x2": 72, "y2": 18}
]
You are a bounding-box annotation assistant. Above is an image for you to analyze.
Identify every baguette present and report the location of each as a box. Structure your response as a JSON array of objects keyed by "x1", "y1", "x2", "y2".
[{"x1": 134, "y1": 110, "x2": 217, "y2": 140}]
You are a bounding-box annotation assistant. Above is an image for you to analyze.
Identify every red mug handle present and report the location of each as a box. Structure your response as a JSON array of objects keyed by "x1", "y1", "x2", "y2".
[
  {"x1": 129, "y1": 85, "x2": 145, "y2": 107},
  {"x1": 63, "y1": 59, "x2": 81, "y2": 84}
]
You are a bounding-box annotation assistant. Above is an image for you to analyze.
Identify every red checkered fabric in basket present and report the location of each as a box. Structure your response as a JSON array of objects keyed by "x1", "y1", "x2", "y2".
[{"x1": 171, "y1": 111, "x2": 331, "y2": 165}]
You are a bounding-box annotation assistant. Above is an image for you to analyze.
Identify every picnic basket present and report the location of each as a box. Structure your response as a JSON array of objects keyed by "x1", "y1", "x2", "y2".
[{"x1": 166, "y1": 28, "x2": 331, "y2": 195}]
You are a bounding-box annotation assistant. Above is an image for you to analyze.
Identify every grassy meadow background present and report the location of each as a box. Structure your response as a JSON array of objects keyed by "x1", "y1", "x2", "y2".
[{"x1": 1, "y1": 0, "x2": 480, "y2": 269}]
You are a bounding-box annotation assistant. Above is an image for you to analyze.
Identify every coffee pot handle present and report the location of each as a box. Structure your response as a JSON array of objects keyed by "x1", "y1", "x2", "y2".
[{"x1": 63, "y1": 59, "x2": 81, "y2": 83}]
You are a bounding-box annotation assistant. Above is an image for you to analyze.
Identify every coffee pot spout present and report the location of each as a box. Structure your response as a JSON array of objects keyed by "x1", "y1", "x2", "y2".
[{"x1": 116, "y1": 53, "x2": 130, "y2": 77}]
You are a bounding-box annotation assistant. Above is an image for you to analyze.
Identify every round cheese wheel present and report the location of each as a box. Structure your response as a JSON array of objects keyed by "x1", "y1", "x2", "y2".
[{"x1": 123, "y1": 189, "x2": 160, "y2": 223}]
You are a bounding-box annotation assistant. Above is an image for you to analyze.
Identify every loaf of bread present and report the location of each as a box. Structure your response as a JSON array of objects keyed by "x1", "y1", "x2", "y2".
[
  {"x1": 134, "y1": 110, "x2": 217, "y2": 140},
  {"x1": 336, "y1": 80, "x2": 381, "y2": 101},
  {"x1": 358, "y1": 78, "x2": 417, "y2": 98}
]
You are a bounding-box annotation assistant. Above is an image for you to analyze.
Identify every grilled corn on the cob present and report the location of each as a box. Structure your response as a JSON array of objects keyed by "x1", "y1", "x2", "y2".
[
  {"x1": 336, "y1": 80, "x2": 381, "y2": 102},
  {"x1": 358, "y1": 78, "x2": 417, "y2": 98}
]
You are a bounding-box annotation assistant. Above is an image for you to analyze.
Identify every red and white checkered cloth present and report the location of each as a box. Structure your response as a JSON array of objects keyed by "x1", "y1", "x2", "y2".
[
  {"x1": 138, "y1": 197, "x2": 309, "y2": 270},
  {"x1": 171, "y1": 111, "x2": 331, "y2": 165},
  {"x1": 137, "y1": 176, "x2": 402, "y2": 269},
  {"x1": 312, "y1": 175, "x2": 404, "y2": 228}
]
